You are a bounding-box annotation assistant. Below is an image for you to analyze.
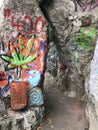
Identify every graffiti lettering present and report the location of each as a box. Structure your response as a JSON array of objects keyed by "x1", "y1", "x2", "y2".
[
  {"x1": 4, "y1": 9, "x2": 46, "y2": 34},
  {"x1": 35, "y1": 16, "x2": 45, "y2": 34},
  {"x1": 11, "y1": 15, "x2": 23, "y2": 32},
  {"x1": 23, "y1": 15, "x2": 33, "y2": 34}
]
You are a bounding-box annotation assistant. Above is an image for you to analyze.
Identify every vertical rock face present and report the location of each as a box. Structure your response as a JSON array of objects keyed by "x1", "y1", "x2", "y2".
[
  {"x1": 43, "y1": 0, "x2": 95, "y2": 97},
  {"x1": 87, "y1": 41, "x2": 98, "y2": 130},
  {"x1": 38, "y1": 0, "x2": 98, "y2": 129},
  {"x1": 0, "y1": 0, "x2": 47, "y2": 129},
  {"x1": 1, "y1": 0, "x2": 98, "y2": 129}
]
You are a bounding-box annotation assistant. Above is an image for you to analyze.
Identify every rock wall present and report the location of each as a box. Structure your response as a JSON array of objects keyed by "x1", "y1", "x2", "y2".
[
  {"x1": 87, "y1": 40, "x2": 98, "y2": 130},
  {"x1": 0, "y1": 0, "x2": 47, "y2": 129},
  {"x1": 37, "y1": 0, "x2": 98, "y2": 129},
  {"x1": 40, "y1": 0, "x2": 98, "y2": 96},
  {"x1": 1, "y1": 0, "x2": 98, "y2": 129}
]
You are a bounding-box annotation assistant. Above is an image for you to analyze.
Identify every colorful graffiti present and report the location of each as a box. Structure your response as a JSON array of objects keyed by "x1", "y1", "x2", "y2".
[
  {"x1": 0, "y1": 35, "x2": 41, "y2": 77},
  {"x1": 0, "y1": 8, "x2": 46, "y2": 96},
  {"x1": 28, "y1": 87, "x2": 43, "y2": 107},
  {"x1": 71, "y1": 27, "x2": 98, "y2": 50},
  {"x1": 82, "y1": 0, "x2": 98, "y2": 12}
]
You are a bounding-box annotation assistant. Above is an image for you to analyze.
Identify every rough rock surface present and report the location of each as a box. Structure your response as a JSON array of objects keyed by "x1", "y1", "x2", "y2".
[
  {"x1": 1, "y1": 0, "x2": 98, "y2": 130},
  {"x1": 86, "y1": 95, "x2": 98, "y2": 130},
  {"x1": 44, "y1": 0, "x2": 96, "y2": 96},
  {"x1": 0, "y1": 107, "x2": 44, "y2": 130},
  {"x1": 0, "y1": 0, "x2": 46, "y2": 129},
  {"x1": 86, "y1": 40, "x2": 98, "y2": 130},
  {"x1": 39, "y1": 0, "x2": 98, "y2": 129}
]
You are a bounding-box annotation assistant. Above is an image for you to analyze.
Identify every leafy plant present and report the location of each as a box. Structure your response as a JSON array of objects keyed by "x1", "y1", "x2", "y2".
[
  {"x1": 0, "y1": 35, "x2": 40, "y2": 79},
  {"x1": 71, "y1": 27, "x2": 98, "y2": 51}
]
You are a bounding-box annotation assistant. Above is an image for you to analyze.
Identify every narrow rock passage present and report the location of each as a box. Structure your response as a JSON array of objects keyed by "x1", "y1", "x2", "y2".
[{"x1": 39, "y1": 86, "x2": 86, "y2": 130}]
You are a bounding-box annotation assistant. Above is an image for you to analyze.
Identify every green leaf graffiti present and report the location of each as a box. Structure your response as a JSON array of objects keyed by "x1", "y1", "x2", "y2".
[
  {"x1": 0, "y1": 35, "x2": 39, "y2": 79},
  {"x1": 71, "y1": 27, "x2": 98, "y2": 51}
]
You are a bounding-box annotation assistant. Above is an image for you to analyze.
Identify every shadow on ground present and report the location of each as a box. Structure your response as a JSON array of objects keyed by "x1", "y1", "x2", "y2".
[{"x1": 38, "y1": 85, "x2": 86, "y2": 130}]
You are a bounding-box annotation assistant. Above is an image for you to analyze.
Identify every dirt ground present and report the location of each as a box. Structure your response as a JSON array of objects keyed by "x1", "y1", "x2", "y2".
[{"x1": 38, "y1": 86, "x2": 87, "y2": 130}]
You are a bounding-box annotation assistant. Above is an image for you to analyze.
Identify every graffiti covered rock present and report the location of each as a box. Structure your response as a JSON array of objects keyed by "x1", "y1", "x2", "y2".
[{"x1": 0, "y1": 0, "x2": 47, "y2": 129}]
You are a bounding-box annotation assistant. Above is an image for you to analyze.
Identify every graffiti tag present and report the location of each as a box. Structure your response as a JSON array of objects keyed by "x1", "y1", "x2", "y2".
[{"x1": 4, "y1": 9, "x2": 46, "y2": 34}]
